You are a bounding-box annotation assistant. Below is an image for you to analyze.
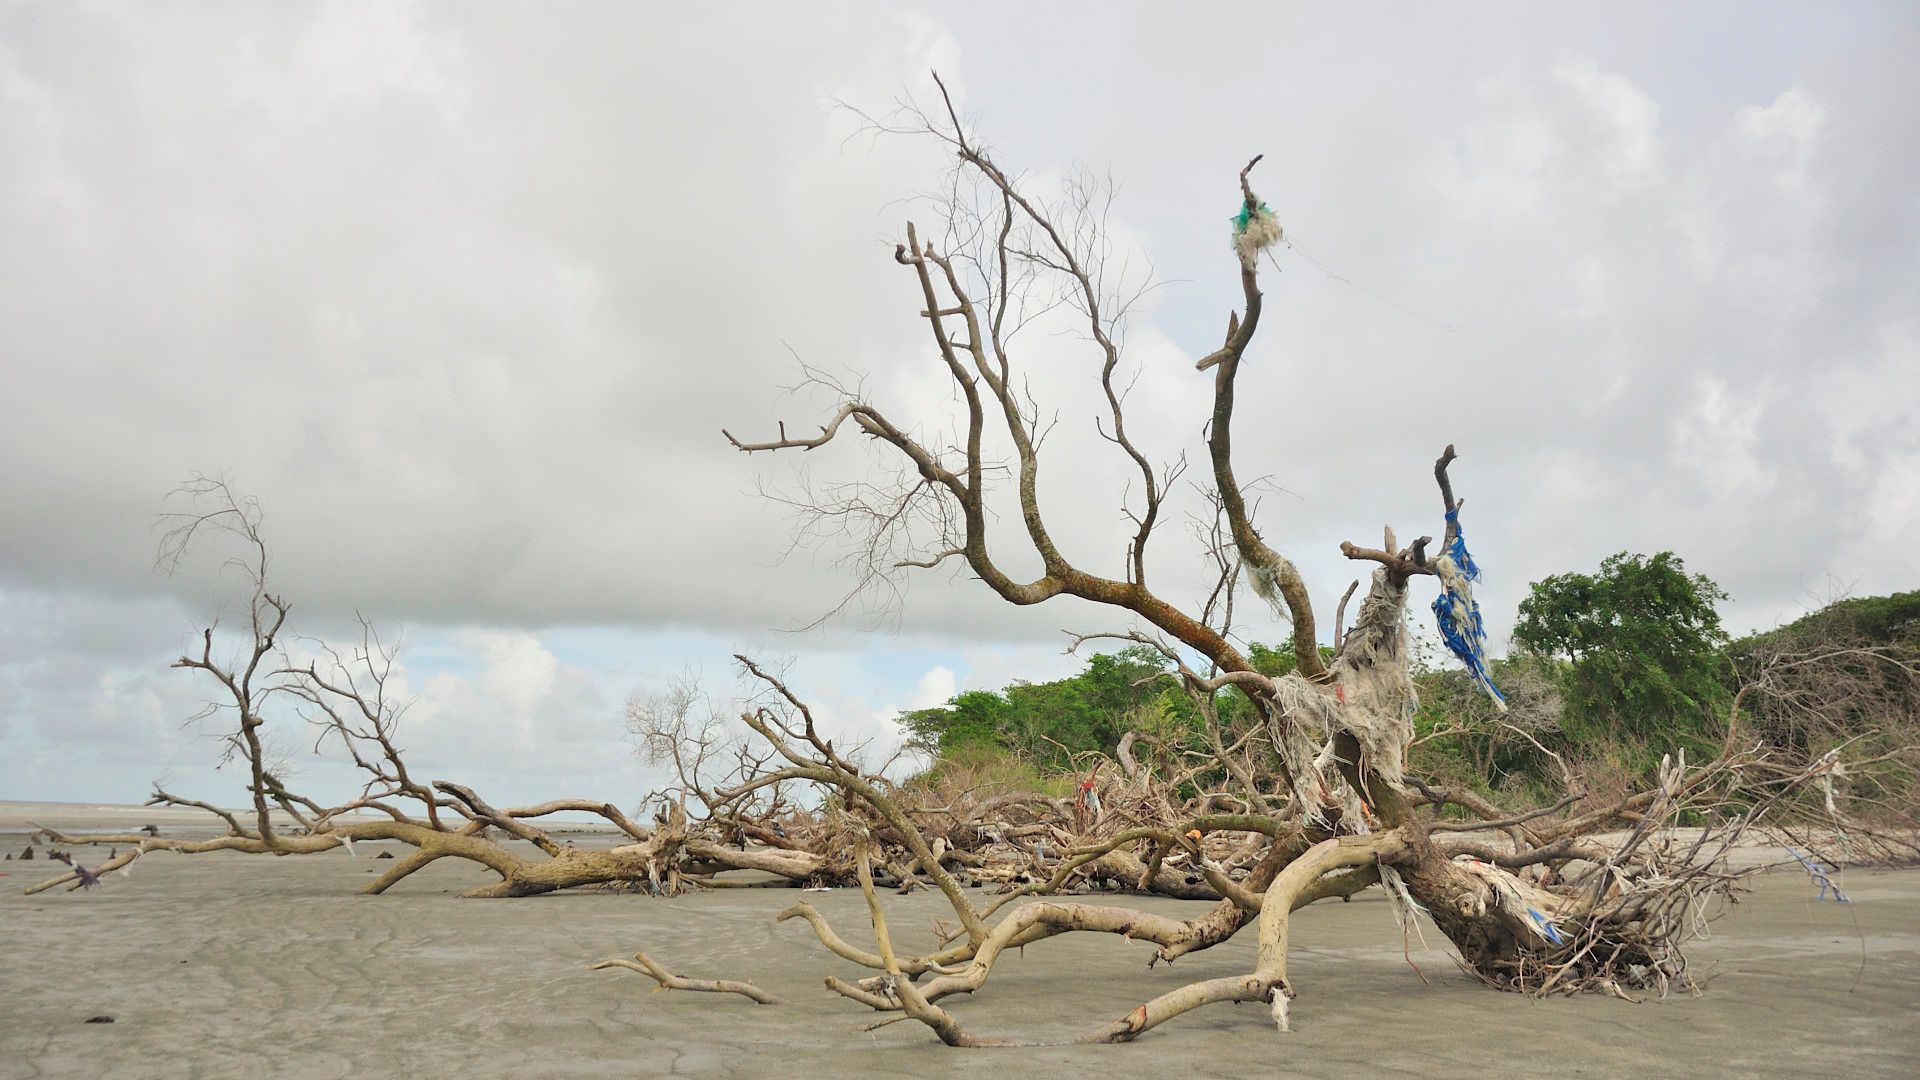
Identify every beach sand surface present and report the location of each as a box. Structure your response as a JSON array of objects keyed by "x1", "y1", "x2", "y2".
[{"x1": 3, "y1": 804, "x2": 1916, "y2": 1078}]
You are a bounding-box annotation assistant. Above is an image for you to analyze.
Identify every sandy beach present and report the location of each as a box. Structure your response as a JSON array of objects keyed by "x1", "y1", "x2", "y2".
[{"x1": 3, "y1": 802, "x2": 1916, "y2": 1078}]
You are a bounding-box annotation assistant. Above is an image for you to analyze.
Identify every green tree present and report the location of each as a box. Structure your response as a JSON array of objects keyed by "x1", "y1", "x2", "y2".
[
  {"x1": 898, "y1": 689, "x2": 1010, "y2": 758},
  {"x1": 1513, "y1": 551, "x2": 1730, "y2": 756},
  {"x1": 896, "y1": 647, "x2": 1178, "y2": 773}
]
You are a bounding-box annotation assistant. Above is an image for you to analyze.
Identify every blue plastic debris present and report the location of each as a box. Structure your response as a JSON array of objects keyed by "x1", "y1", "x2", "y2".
[
  {"x1": 1784, "y1": 846, "x2": 1851, "y2": 903},
  {"x1": 1431, "y1": 506, "x2": 1506, "y2": 706},
  {"x1": 1526, "y1": 905, "x2": 1565, "y2": 945}
]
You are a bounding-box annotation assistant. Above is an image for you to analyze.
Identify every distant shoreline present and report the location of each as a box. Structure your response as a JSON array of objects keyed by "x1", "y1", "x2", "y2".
[{"x1": 0, "y1": 799, "x2": 625, "y2": 834}]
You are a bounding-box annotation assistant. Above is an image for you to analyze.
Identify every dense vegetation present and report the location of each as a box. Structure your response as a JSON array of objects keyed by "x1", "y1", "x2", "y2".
[{"x1": 897, "y1": 555, "x2": 1917, "y2": 808}]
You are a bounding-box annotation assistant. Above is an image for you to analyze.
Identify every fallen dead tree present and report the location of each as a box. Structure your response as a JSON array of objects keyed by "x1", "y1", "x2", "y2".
[{"x1": 589, "y1": 648, "x2": 1873, "y2": 1042}]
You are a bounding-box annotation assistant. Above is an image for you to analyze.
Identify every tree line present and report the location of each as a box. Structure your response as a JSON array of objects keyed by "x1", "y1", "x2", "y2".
[{"x1": 900, "y1": 552, "x2": 1918, "y2": 807}]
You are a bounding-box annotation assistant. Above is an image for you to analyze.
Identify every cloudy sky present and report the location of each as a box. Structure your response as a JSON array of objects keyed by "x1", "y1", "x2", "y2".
[{"x1": 3, "y1": 2, "x2": 1915, "y2": 809}]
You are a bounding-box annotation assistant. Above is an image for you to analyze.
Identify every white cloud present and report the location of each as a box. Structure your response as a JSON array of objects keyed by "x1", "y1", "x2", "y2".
[
  {"x1": 909, "y1": 666, "x2": 957, "y2": 711},
  {"x1": 1676, "y1": 376, "x2": 1774, "y2": 496},
  {"x1": 1554, "y1": 56, "x2": 1664, "y2": 184}
]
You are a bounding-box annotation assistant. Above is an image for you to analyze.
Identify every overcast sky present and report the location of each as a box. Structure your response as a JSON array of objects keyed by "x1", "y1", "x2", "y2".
[{"x1": 3, "y1": 2, "x2": 1915, "y2": 809}]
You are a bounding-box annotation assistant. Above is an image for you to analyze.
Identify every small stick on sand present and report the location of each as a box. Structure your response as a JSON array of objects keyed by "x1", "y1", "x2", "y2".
[{"x1": 588, "y1": 951, "x2": 783, "y2": 1005}]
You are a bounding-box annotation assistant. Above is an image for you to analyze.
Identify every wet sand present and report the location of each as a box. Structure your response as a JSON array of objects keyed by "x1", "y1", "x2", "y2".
[{"x1": 3, "y1": 804, "x2": 1916, "y2": 1078}]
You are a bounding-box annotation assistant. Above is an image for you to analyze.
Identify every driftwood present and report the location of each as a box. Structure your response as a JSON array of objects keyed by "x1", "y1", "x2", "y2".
[{"x1": 589, "y1": 952, "x2": 782, "y2": 1005}]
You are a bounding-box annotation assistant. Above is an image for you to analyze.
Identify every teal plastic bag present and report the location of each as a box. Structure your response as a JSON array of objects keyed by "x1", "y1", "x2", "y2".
[{"x1": 1232, "y1": 201, "x2": 1274, "y2": 235}]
